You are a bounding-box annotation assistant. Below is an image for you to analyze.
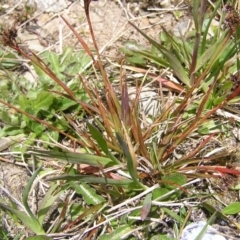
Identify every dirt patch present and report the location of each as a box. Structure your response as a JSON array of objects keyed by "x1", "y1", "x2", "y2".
[{"x1": 1, "y1": 0, "x2": 189, "y2": 53}]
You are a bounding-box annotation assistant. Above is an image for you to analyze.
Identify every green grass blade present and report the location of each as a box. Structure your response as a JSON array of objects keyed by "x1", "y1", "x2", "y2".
[
  {"x1": 192, "y1": 0, "x2": 200, "y2": 32},
  {"x1": 47, "y1": 174, "x2": 134, "y2": 186},
  {"x1": 125, "y1": 48, "x2": 168, "y2": 68},
  {"x1": 128, "y1": 21, "x2": 190, "y2": 87},
  {"x1": 88, "y1": 122, "x2": 108, "y2": 154},
  {"x1": 70, "y1": 182, "x2": 105, "y2": 205},
  {"x1": 235, "y1": 25, "x2": 240, "y2": 72},
  {"x1": 196, "y1": 32, "x2": 231, "y2": 73},
  {"x1": 37, "y1": 183, "x2": 65, "y2": 225},
  {"x1": 161, "y1": 27, "x2": 191, "y2": 65},
  {"x1": 163, "y1": 207, "x2": 184, "y2": 225},
  {"x1": 22, "y1": 165, "x2": 42, "y2": 223},
  {"x1": 29, "y1": 149, "x2": 115, "y2": 167},
  {"x1": 116, "y1": 133, "x2": 143, "y2": 188},
  {"x1": 201, "y1": 202, "x2": 229, "y2": 221},
  {"x1": 161, "y1": 48, "x2": 190, "y2": 87},
  {"x1": 47, "y1": 51, "x2": 61, "y2": 77},
  {"x1": 87, "y1": 122, "x2": 120, "y2": 164},
  {"x1": 0, "y1": 201, "x2": 45, "y2": 234},
  {"x1": 201, "y1": 0, "x2": 222, "y2": 54},
  {"x1": 194, "y1": 211, "x2": 217, "y2": 240}
]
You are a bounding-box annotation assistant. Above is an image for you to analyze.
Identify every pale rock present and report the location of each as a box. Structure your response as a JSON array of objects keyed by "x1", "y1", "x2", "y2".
[
  {"x1": 0, "y1": 135, "x2": 25, "y2": 152},
  {"x1": 149, "y1": 16, "x2": 161, "y2": 25},
  {"x1": 23, "y1": 69, "x2": 38, "y2": 86},
  {"x1": 160, "y1": 0, "x2": 171, "y2": 8},
  {"x1": 1, "y1": 4, "x2": 10, "y2": 9},
  {"x1": 139, "y1": 10, "x2": 150, "y2": 17},
  {"x1": 140, "y1": 17, "x2": 149, "y2": 28},
  {"x1": 173, "y1": 20, "x2": 191, "y2": 37},
  {"x1": 17, "y1": 29, "x2": 45, "y2": 52},
  {"x1": 181, "y1": 221, "x2": 226, "y2": 240},
  {"x1": 128, "y1": 87, "x2": 160, "y2": 117},
  {"x1": 207, "y1": 19, "x2": 220, "y2": 37},
  {"x1": 27, "y1": 0, "x2": 68, "y2": 13}
]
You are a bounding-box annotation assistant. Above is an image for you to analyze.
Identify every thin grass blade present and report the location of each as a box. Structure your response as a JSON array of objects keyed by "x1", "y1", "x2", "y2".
[
  {"x1": 23, "y1": 165, "x2": 42, "y2": 221},
  {"x1": 46, "y1": 174, "x2": 133, "y2": 186},
  {"x1": 0, "y1": 201, "x2": 45, "y2": 234},
  {"x1": 128, "y1": 21, "x2": 191, "y2": 87},
  {"x1": 38, "y1": 183, "x2": 65, "y2": 225},
  {"x1": 87, "y1": 122, "x2": 120, "y2": 164},
  {"x1": 70, "y1": 182, "x2": 105, "y2": 205},
  {"x1": 29, "y1": 149, "x2": 115, "y2": 168},
  {"x1": 194, "y1": 212, "x2": 217, "y2": 240},
  {"x1": 116, "y1": 133, "x2": 140, "y2": 186}
]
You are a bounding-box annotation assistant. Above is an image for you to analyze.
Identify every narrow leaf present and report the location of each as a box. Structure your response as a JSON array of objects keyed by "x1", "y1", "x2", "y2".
[
  {"x1": 47, "y1": 174, "x2": 133, "y2": 186},
  {"x1": 121, "y1": 80, "x2": 130, "y2": 126},
  {"x1": 0, "y1": 202, "x2": 45, "y2": 234},
  {"x1": 161, "y1": 48, "x2": 190, "y2": 87},
  {"x1": 60, "y1": 46, "x2": 73, "y2": 65},
  {"x1": 87, "y1": 123, "x2": 108, "y2": 154},
  {"x1": 38, "y1": 184, "x2": 65, "y2": 225},
  {"x1": 195, "y1": 211, "x2": 217, "y2": 240},
  {"x1": 71, "y1": 182, "x2": 105, "y2": 205},
  {"x1": 163, "y1": 207, "x2": 184, "y2": 224},
  {"x1": 47, "y1": 51, "x2": 61, "y2": 75},
  {"x1": 29, "y1": 149, "x2": 114, "y2": 167},
  {"x1": 61, "y1": 15, "x2": 94, "y2": 62},
  {"x1": 23, "y1": 165, "x2": 42, "y2": 222},
  {"x1": 116, "y1": 133, "x2": 140, "y2": 185},
  {"x1": 141, "y1": 193, "x2": 152, "y2": 221},
  {"x1": 128, "y1": 21, "x2": 190, "y2": 87},
  {"x1": 87, "y1": 123, "x2": 120, "y2": 164}
]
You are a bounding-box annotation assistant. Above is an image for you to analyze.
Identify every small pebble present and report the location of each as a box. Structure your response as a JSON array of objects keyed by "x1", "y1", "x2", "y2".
[
  {"x1": 160, "y1": 0, "x2": 171, "y2": 8},
  {"x1": 1, "y1": 4, "x2": 10, "y2": 9},
  {"x1": 173, "y1": 20, "x2": 190, "y2": 37},
  {"x1": 149, "y1": 16, "x2": 161, "y2": 25},
  {"x1": 139, "y1": 10, "x2": 150, "y2": 17},
  {"x1": 140, "y1": 17, "x2": 149, "y2": 28},
  {"x1": 181, "y1": 221, "x2": 226, "y2": 240}
]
